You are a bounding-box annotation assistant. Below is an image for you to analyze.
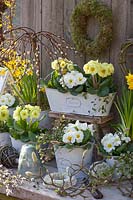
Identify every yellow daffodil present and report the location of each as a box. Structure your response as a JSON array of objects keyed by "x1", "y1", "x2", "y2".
[
  {"x1": 4, "y1": 0, "x2": 12, "y2": 8},
  {"x1": 126, "y1": 73, "x2": 133, "y2": 90},
  {"x1": 0, "y1": 69, "x2": 6, "y2": 76},
  {"x1": 26, "y1": 68, "x2": 33, "y2": 76}
]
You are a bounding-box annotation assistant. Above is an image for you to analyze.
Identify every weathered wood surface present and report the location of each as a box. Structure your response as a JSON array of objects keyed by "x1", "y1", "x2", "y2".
[
  {"x1": 48, "y1": 111, "x2": 113, "y2": 125},
  {"x1": 0, "y1": 178, "x2": 132, "y2": 200},
  {"x1": 19, "y1": 0, "x2": 132, "y2": 82}
]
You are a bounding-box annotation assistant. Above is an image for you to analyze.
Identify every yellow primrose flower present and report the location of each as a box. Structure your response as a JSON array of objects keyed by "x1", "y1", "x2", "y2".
[
  {"x1": 102, "y1": 63, "x2": 114, "y2": 76},
  {"x1": 30, "y1": 109, "x2": 40, "y2": 119},
  {"x1": 20, "y1": 109, "x2": 29, "y2": 120},
  {"x1": 51, "y1": 60, "x2": 59, "y2": 70},
  {"x1": 83, "y1": 60, "x2": 99, "y2": 75},
  {"x1": 25, "y1": 104, "x2": 33, "y2": 111},
  {"x1": 60, "y1": 60, "x2": 67, "y2": 69},
  {"x1": 0, "y1": 105, "x2": 8, "y2": 110},
  {"x1": 98, "y1": 65, "x2": 109, "y2": 78},
  {"x1": 13, "y1": 108, "x2": 21, "y2": 121},
  {"x1": 67, "y1": 64, "x2": 74, "y2": 71},
  {"x1": 0, "y1": 109, "x2": 9, "y2": 121}
]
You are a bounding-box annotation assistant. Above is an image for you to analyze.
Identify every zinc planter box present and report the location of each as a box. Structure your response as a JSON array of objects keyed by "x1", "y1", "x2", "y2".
[{"x1": 46, "y1": 88, "x2": 115, "y2": 116}]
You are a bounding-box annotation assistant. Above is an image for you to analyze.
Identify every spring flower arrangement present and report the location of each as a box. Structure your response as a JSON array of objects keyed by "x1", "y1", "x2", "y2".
[
  {"x1": 99, "y1": 132, "x2": 132, "y2": 156},
  {"x1": 38, "y1": 118, "x2": 94, "y2": 149},
  {"x1": 62, "y1": 120, "x2": 94, "y2": 148},
  {"x1": 0, "y1": 105, "x2": 9, "y2": 132},
  {"x1": 46, "y1": 58, "x2": 115, "y2": 97},
  {"x1": 0, "y1": 93, "x2": 15, "y2": 107},
  {"x1": 46, "y1": 57, "x2": 86, "y2": 96},
  {"x1": 8, "y1": 104, "x2": 44, "y2": 142}
]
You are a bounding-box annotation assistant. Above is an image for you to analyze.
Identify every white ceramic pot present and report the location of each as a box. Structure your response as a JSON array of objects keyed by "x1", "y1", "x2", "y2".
[
  {"x1": 46, "y1": 88, "x2": 115, "y2": 116},
  {"x1": 10, "y1": 137, "x2": 25, "y2": 153},
  {"x1": 54, "y1": 144, "x2": 94, "y2": 179},
  {"x1": 0, "y1": 132, "x2": 12, "y2": 147}
]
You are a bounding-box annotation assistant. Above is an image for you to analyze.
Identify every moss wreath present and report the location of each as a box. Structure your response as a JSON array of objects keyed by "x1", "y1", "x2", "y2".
[{"x1": 70, "y1": 0, "x2": 113, "y2": 58}]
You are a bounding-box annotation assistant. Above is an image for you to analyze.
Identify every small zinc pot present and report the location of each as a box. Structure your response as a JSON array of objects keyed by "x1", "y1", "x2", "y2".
[
  {"x1": 54, "y1": 144, "x2": 94, "y2": 179},
  {"x1": 46, "y1": 88, "x2": 115, "y2": 116},
  {"x1": 0, "y1": 132, "x2": 12, "y2": 147}
]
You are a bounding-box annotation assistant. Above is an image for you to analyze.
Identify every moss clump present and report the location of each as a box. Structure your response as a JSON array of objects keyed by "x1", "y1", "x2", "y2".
[{"x1": 70, "y1": 0, "x2": 113, "y2": 58}]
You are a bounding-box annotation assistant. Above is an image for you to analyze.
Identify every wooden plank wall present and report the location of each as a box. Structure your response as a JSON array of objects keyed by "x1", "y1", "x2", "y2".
[{"x1": 19, "y1": 0, "x2": 132, "y2": 89}]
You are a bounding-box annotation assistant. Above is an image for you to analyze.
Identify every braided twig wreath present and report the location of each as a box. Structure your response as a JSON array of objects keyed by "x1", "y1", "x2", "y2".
[{"x1": 70, "y1": 0, "x2": 113, "y2": 58}]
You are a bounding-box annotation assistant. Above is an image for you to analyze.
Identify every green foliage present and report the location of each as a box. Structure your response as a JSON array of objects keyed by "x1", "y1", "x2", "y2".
[
  {"x1": 7, "y1": 105, "x2": 45, "y2": 143},
  {"x1": 115, "y1": 88, "x2": 133, "y2": 140},
  {"x1": 7, "y1": 116, "x2": 40, "y2": 142},
  {"x1": 12, "y1": 73, "x2": 37, "y2": 105},
  {"x1": 70, "y1": 0, "x2": 113, "y2": 58},
  {"x1": 85, "y1": 75, "x2": 115, "y2": 96}
]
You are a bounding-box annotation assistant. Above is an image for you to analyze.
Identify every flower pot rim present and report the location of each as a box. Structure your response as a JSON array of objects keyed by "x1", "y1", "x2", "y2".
[
  {"x1": 46, "y1": 87, "x2": 116, "y2": 97},
  {"x1": 54, "y1": 141, "x2": 94, "y2": 150}
]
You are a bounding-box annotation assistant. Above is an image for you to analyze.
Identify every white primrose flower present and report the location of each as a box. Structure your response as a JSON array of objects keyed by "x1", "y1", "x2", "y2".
[
  {"x1": 113, "y1": 133, "x2": 121, "y2": 146},
  {"x1": 71, "y1": 70, "x2": 79, "y2": 75},
  {"x1": 121, "y1": 135, "x2": 131, "y2": 143},
  {"x1": 0, "y1": 95, "x2": 8, "y2": 106},
  {"x1": 63, "y1": 132, "x2": 76, "y2": 144},
  {"x1": 0, "y1": 93, "x2": 15, "y2": 107},
  {"x1": 63, "y1": 72, "x2": 77, "y2": 88},
  {"x1": 103, "y1": 140, "x2": 115, "y2": 153},
  {"x1": 88, "y1": 124, "x2": 95, "y2": 135},
  {"x1": 75, "y1": 120, "x2": 88, "y2": 131},
  {"x1": 74, "y1": 130, "x2": 84, "y2": 143},
  {"x1": 75, "y1": 72, "x2": 87, "y2": 85},
  {"x1": 64, "y1": 126, "x2": 76, "y2": 134},
  {"x1": 6, "y1": 95, "x2": 15, "y2": 107},
  {"x1": 101, "y1": 133, "x2": 114, "y2": 146}
]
